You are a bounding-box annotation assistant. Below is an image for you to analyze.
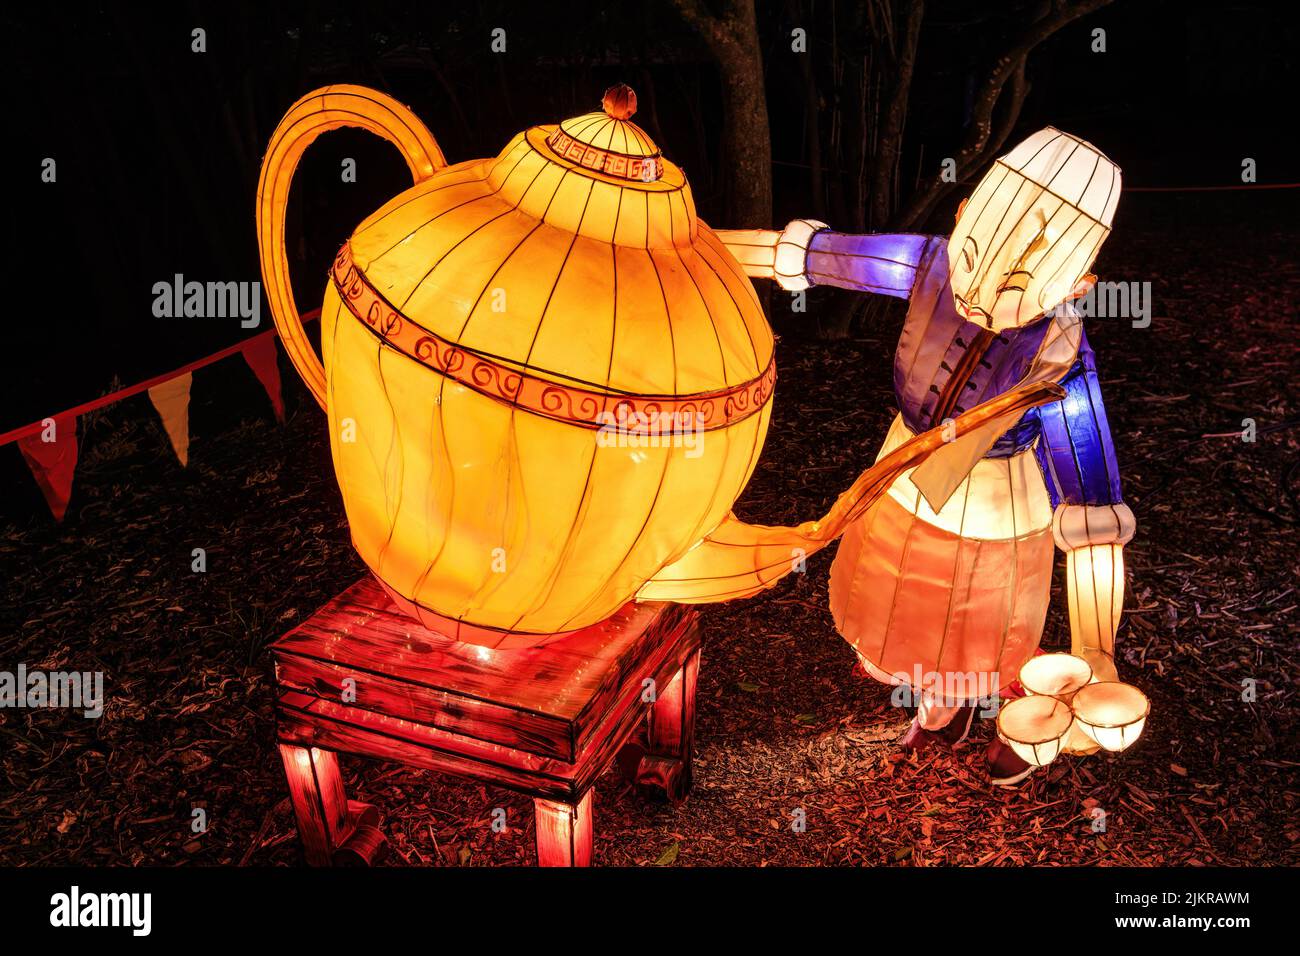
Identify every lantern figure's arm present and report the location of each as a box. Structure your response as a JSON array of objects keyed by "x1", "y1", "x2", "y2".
[
  {"x1": 717, "y1": 222, "x2": 934, "y2": 298},
  {"x1": 1031, "y1": 330, "x2": 1135, "y2": 682}
]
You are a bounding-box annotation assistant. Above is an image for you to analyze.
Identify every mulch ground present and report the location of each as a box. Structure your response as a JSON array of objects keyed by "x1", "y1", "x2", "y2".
[{"x1": 2, "y1": 193, "x2": 1296, "y2": 866}]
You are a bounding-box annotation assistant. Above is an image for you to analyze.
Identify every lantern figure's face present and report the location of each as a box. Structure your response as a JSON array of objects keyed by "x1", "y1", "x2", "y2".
[
  {"x1": 947, "y1": 128, "x2": 1121, "y2": 332},
  {"x1": 314, "y1": 88, "x2": 774, "y2": 646}
]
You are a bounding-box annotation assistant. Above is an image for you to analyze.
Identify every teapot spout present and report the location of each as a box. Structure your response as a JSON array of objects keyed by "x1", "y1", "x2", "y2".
[{"x1": 638, "y1": 381, "x2": 1063, "y2": 604}]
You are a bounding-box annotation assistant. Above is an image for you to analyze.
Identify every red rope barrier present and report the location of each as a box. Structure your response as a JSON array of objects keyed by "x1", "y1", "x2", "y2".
[{"x1": 1123, "y1": 182, "x2": 1300, "y2": 192}]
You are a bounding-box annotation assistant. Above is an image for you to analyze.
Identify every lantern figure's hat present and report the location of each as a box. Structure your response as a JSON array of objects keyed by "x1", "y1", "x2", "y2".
[
  {"x1": 948, "y1": 127, "x2": 1122, "y2": 331},
  {"x1": 997, "y1": 127, "x2": 1121, "y2": 227}
]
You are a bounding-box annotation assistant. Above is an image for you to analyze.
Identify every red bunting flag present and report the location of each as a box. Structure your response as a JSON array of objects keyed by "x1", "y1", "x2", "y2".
[
  {"x1": 1, "y1": 310, "x2": 319, "y2": 522},
  {"x1": 148, "y1": 373, "x2": 193, "y2": 467},
  {"x1": 17, "y1": 414, "x2": 79, "y2": 521},
  {"x1": 241, "y1": 333, "x2": 285, "y2": 422}
]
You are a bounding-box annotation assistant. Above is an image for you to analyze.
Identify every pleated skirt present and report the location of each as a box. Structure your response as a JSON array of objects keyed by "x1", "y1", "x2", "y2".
[{"x1": 829, "y1": 415, "x2": 1055, "y2": 701}]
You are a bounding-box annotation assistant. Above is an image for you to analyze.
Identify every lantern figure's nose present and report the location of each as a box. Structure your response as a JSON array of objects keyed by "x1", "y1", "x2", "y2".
[{"x1": 602, "y1": 83, "x2": 637, "y2": 120}]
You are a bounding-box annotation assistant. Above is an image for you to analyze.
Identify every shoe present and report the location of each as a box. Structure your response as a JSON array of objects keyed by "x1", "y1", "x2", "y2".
[
  {"x1": 986, "y1": 737, "x2": 1035, "y2": 787},
  {"x1": 935, "y1": 703, "x2": 977, "y2": 746},
  {"x1": 899, "y1": 704, "x2": 977, "y2": 754},
  {"x1": 898, "y1": 717, "x2": 936, "y2": 754}
]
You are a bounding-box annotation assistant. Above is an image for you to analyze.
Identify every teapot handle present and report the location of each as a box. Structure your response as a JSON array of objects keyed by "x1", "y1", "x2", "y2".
[{"x1": 255, "y1": 85, "x2": 446, "y2": 408}]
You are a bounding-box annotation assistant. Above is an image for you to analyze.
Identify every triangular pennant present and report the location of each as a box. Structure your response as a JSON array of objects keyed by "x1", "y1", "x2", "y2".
[
  {"x1": 148, "y1": 372, "x2": 193, "y2": 467},
  {"x1": 17, "y1": 413, "x2": 79, "y2": 521},
  {"x1": 241, "y1": 334, "x2": 285, "y2": 423}
]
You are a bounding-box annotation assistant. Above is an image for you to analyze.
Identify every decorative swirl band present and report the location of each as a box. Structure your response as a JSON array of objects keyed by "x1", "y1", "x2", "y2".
[
  {"x1": 545, "y1": 127, "x2": 664, "y2": 183},
  {"x1": 330, "y1": 242, "x2": 775, "y2": 434}
]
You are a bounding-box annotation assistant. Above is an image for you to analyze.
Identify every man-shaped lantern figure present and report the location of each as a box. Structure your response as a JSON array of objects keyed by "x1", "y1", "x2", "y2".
[{"x1": 725, "y1": 128, "x2": 1135, "y2": 785}]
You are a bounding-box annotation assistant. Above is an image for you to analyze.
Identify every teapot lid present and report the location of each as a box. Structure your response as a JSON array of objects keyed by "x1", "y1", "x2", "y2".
[
  {"x1": 485, "y1": 84, "x2": 698, "y2": 248},
  {"x1": 544, "y1": 84, "x2": 665, "y2": 185}
]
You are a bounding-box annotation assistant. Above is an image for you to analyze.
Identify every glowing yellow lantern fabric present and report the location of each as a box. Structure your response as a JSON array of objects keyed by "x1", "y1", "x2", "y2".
[
  {"x1": 259, "y1": 85, "x2": 779, "y2": 645},
  {"x1": 257, "y1": 85, "x2": 1066, "y2": 648}
]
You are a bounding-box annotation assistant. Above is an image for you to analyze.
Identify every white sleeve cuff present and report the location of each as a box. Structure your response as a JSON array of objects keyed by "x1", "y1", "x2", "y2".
[
  {"x1": 1052, "y1": 503, "x2": 1136, "y2": 550},
  {"x1": 773, "y1": 219, "x2": 827, "y2": 292}
]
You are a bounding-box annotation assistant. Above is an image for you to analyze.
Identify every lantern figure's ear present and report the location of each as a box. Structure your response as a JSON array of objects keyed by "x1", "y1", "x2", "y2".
[
  {"x1": 955, "y1": 197, "x2": 968, "y2": 225},
  {"x1": 1067, "y1": 273, "x2": 1097, "y2": 301}
]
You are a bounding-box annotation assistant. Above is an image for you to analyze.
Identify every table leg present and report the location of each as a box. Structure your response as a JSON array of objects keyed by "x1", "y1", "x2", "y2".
[
  {"x1": 278, "y1": 743, "x2": 386, "y2": 866},
  {"x1": 534, "y1": 790, "x2": 594, "y2": 866},
  {"x1": 635, "y1": 648, "x2": 700, "y2": 801}
]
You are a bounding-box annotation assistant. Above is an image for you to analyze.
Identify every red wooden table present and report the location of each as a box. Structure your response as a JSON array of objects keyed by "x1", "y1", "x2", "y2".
[{"x1": 271, "y1": 577, "x2": 701, "y2": 866}]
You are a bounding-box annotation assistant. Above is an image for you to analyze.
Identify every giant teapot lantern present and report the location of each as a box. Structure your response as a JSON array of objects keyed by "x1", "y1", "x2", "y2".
[
  {"x1": 257, "y1": 84, "x2": 1061, "y2": 649},
  {"x1": 258, "y1": 84, "x2": 777, "y2": 646}
]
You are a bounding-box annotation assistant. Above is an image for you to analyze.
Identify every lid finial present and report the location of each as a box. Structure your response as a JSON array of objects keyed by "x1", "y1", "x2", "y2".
[{"x1": 602, "y1": 84, "x2": 637, "y2": 120}]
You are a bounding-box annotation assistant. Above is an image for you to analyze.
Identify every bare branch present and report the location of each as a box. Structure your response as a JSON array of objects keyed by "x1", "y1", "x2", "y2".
[
  {"x1": 892, "y1": 0, "x2": 1113, "y2": 229},
  {"x1": 668, "y1": 0, "x2": 772, "y2": 226},
  {"x1": 898, "y1": 55, "x2": 1029, "y2": 230}
]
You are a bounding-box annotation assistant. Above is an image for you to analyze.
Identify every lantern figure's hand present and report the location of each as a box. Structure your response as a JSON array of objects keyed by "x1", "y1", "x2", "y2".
[
  {"x1": 1053, "y1": 505, "x2": 1135, "y2": 685},
  {"x1": 1076, "y1": 645, "x2": 1120, "y2": 684},
  {"x1": 716, "y1": 219, "x2": 827, "y2": 291},
  {"x1": 1054, "y1": 517, "x2": 1129, "y2": 758},
  {"x1": 716, "y1": 221, "x2": 933, "y2": 300}
]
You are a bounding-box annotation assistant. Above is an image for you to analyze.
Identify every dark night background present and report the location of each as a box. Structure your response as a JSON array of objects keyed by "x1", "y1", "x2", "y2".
[
  {"x1": 1, "y1": 1, "x2": 1297, "y2": 869},
  {"x1": 3, "y1": 0, "x2": 1296, "y2": 435}
]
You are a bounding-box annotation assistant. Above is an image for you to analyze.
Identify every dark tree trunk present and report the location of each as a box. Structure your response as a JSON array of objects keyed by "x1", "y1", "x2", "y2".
[
  {"x1": 786, "y1": 0, "x2": 825, "y2": 220},
  {"x1": 868, "y1": 0, "x2": 925, "y2": 230},
  {"x1": 669, "y1": 0, "x2": 773, "y2": 228}
]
